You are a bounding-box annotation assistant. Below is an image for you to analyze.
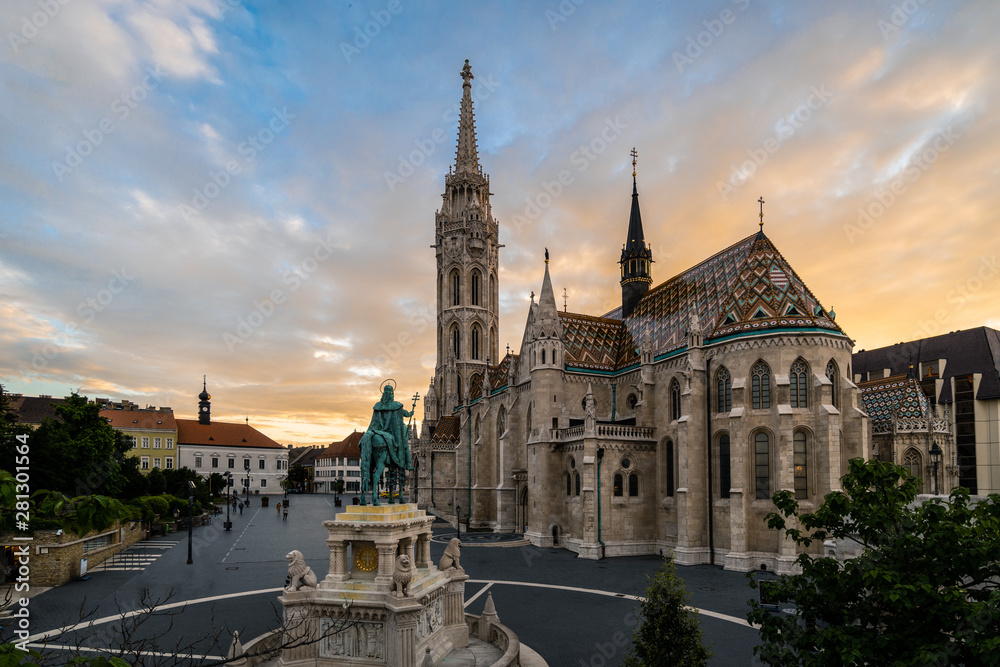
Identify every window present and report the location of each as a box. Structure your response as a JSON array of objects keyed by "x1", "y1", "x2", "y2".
[
  {"x1": 141, "y1": 437, "x2": 149, "y2": 449},
  {"x1": 955, "y1": 375, "x2": 977, "y2": 493},
  {"x1": 348, "y1": 459, "x2": 359, "y2": 467},
  {"x1": 902, "y1": 448, "x2": 922, "y2": 491},
  {"x1": 471, "y1": 271, "x2": 480, "y2": 306},
  {"x1": 790, "y1": 359, "x2": 808, "y2": 408},
  {"x1": 613, "y1": 473, "x2": 623, "y2": 497},
  {"x1": 566, "y1": 472, "x2": 572, "y2": 495},
  {"x1": 212, "y1": 457, "x2": 219, "y2": 468},
  {"x1": 452, "y1": 326, "x2": 460, "y2": 359},
  {"x1": 755, "y1": 432, "x2": 770, "y2": 499},
  {"x1": 195, "y1": 456, "x2": 202, "y2": 468},
  {"x1": 794, "y1": 431, "x2": 808, "y2": 499},
  {"x1": 541, "y1": 348, "x2": 546, "y2": 365},
  {"x1": 141, "y1": 456, "x2": 149, "y2": 470},
  {"x1": 258, "y1": 459, "x2": 266, "y2": 470},
  {"x1": 471, "y1": 325, "x2": 481, "y2": 360},
  {"x1": 670, "y1": 379, "x2": 681, "y2": 421},
  {"x1": 574, "y1": 472, "x2": 581, "y2": 496},
  {"x1": 166, "y1": 437, "x2": 173, "y2": 449},
  {"x1": 752, "y1": 362, "x2": 771, "y2": 409},
  {"x1": 497, "y1": 406, "x2": 507, "y2": 436},
  {"x1": 260, "y1": 479, "x2": 267, "y2": 488},
  {"x1": 244, "y1": 459, "x2": 251, "y2": 470},
  {"x1": 716, "y1": 367, "x2": 732, "y2": 413},
  {"x1": 153, "y1": 458, "x2": 160, "y2": 468},
  {"x1": 628, "y1": 473, "x2": 639, "y2": 497},
  {"x1": 228, "y1": 459, "x2": 235, "y2": 469},
  {"x1": 719, "y1": 434, "x2": 731, "y2": 499},
  {"x1": 165, "y1": 457, "x2": 173, "y2": 469},
  {"x1": 153, "y1": 437, "x2": 161, "y2": 449},
  {"x1": 825, "y1": 360, "x2": 839, "y2": 409},
  {"x1": 451, "y1": 270, "x2": 460, "y2": 306},
  {"x1": 666, "y1": 440, "x2": 675, "y2": 497}
]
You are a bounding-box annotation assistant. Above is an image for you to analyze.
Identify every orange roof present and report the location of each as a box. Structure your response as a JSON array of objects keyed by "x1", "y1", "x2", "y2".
[
  {"x1": 175, "y1": 419, "x2": 284, "y2": 449},
  {"x1": 101, "y1": 409, "x2": 177, "y2": 430},
  {"x1": 318, "y1": 431, "x2": 364, "y2": 459}
]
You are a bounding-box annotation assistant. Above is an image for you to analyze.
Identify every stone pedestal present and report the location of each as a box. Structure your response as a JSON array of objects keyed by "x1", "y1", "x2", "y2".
[{"x1": 277, "y1": 504, "x2": 467, "y2": 667}]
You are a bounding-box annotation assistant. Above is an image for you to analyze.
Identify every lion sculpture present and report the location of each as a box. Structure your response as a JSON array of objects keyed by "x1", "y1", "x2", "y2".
[
  {"x1": 392, "y1": 554, "x2": 414, "y2": 597},
  {"x1": 284, "y1": 550, "x2": 318, "y2": 592},
  {"x1": 438, "y1": 538, "x2": 462, "y2": 571}
]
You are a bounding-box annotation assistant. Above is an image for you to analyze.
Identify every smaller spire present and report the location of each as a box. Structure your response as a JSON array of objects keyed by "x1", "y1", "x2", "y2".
[
  {"x1": 545, "y1": 247, "x2": 549, "y2": 264},
  {"x1": 631, "y1": 147, "x2": 638, "y2": 179},
  {"x1": 758, "y1": 196, "x2": 765, "y2": 232}
]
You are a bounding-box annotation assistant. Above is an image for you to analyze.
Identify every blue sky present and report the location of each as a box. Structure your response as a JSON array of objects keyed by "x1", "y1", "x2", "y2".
[{"x1": 2, "y1": 0, "x2": 998, "y2": 446}]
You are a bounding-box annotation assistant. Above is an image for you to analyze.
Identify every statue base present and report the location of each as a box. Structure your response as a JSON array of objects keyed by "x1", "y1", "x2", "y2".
[{"x1": 277, "y1": 504, "x2": 467, "y2": 667}]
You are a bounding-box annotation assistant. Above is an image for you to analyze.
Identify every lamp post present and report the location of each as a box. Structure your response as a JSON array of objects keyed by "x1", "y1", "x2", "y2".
[
  {"x1": 455, "y1": 505, "x2": 461, "y2": 540},
  {"x1": 929, "y1": 441, "x2": 942, "y2": 495},
  {"x1": 223, "y1": 471, "x2": 232, "y2": 531},
  {"x1": 186, "y1": 480, "x2": 195, "y2": 565},
  {"x1": 244, "y1": 462, "x2": 252, "y2": 503}
]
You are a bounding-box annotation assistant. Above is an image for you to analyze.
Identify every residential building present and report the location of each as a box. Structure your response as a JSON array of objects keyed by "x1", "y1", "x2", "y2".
[
  {"x1": 314, "y1": 432, "x2": 364, "y2": 494},
  {"x1": 99, "y1": 401, "x2": 178, "y2": 472}
]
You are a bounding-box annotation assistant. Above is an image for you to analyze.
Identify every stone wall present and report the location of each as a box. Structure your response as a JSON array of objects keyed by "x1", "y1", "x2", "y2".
[{"x1": 13, "y1": 520, "x2": 146, "y2": 587}]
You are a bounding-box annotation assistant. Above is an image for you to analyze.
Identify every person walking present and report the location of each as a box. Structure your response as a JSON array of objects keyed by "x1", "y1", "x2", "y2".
[
  {"x1": 276, "y1": 501, "x2": 282, "y2": 516},
  {"x1": 283, "y1": 505, "x2": 288, "y2": 522},
  {"x1": 238, "y1": 500, "x2": 244, "y2": 515}
]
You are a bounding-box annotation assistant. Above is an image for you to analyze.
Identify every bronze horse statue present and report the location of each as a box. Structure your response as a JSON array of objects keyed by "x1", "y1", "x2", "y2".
[{"x1": 358, "y1": 383, "x2": 415, "y2": 506}]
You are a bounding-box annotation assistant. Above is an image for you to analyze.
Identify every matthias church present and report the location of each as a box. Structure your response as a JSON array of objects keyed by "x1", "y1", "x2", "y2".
[{"x1": 412, "y1": 61, "x2": 870, "y2": 572}]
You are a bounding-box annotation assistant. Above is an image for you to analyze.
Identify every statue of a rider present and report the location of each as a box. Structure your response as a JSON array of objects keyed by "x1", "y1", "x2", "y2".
[{"x1": 358, "y1": 381, "x2": 415, "y2": 505}]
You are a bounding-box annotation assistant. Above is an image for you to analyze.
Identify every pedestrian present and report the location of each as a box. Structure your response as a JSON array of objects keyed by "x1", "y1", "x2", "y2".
[
  {"x1": 238, "y1": 501, "x2": 244, "y2": 515},
  {"x1": 283, "y1": 505, "x2": 288, "y2": 522},
  {"x1": 276, "y1": 501, "x2": 281, "y2": 516}
]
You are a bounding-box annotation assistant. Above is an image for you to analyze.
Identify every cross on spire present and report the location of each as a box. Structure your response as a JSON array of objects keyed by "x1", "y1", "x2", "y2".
[
  {"x1": 758, "y1": 196, "x2": 765, "y2": 231},
  {"x1": 563, "y1": 287, "x2": 568, "y2": 312},
  {"x1": 631, "y1": 147, "x2": 638, "y2": 178}
]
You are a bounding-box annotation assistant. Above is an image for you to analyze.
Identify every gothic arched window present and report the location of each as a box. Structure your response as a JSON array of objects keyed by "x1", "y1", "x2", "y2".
[
  {"x1": 574, "y1": 472, "x2": 581, "y2": 496},
  {"x1": 613, "y1": 474, "x2": 623, "y2": 497},
  {"x1": 566, "y1": 472, "x2": 572, "y2": 496},
  {"x1": 497, "y1": 405, "x2": 507, "y2": 436},
  {"x1": 471, "y1": 325, "x2": 481, "y2": 360},
  {"x1": 628, "y1": 473, "x2": 639, "y2": 497},
  {"x1": 451, "y1": 270, "x2": 460, "y2": 306},
  {"x1": 754, "y1": 431, "x2": 770, "y2": 499},
  {"x1": 666, "y1": 439, "x2": 675, "y2": 498},
  {"x1": 670, "y1": 379, "x2": 681, "y2": 421},
  {"x1": 471, "y1": 271, "x2": 481, "y2": 306},
  {"x1": 790, "y1": 359, "x2": 809, "y2": 408},
  {"x1": 794, "y1": 431, "x2": 808, "y2": 499},
  {"x1": 752, "y1": 361, "x2": 771, "y2": 410},
  {"x1": 903, "y1": 448, "x2": 922, "y2": 491},
  {"x1": 716, "y1": 367, "x2": 732, "y2": 413},
  {"x1": 826, "y1": 359, "x2": 840, "y2": 409},
  {"x1": 541, "y1": 348, "x2": 546, "y2": 365},
  {"x1": 451, "y1": 326, "x2": 460, "y2": 360},
  {"x1": 718, "y1": 433, "x2": 731, "y2": 499}
]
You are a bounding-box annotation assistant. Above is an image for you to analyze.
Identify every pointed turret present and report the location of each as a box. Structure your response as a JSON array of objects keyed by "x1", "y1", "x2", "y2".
[
  {"x1": 619, "y1": 149, "x2": 653, "y2": 318},
  {"x1": 198, "y1": 376, "x2": 211, "y2": 425},
  {"x1": 455, "y1": 59, "x2": 481, "y2": 177},
  {"x1": 536, "y1": 249, "x2": 563, "y2": 338}
]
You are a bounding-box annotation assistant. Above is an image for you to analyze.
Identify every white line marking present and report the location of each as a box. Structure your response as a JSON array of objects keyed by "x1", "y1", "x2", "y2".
[
  {"x1": 466, "y1": 579, "x2": 752, "y2": 628},
  {"x1": 222, "y1": 507, "x2": 261, "y2": 563},
  {"x1": 463, "y1": 582, "x2": 493, "y2": 608}
]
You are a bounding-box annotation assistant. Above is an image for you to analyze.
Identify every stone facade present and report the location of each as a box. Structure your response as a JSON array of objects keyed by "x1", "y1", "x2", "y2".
[{"x1": 411, "y1": 62, "x2": 871, "y2": 573}]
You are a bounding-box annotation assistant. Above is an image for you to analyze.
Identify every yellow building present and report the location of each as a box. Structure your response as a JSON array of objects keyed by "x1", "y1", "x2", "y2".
[{"x1": 100, "y1": 403, "x2": 178, "y2": 472}]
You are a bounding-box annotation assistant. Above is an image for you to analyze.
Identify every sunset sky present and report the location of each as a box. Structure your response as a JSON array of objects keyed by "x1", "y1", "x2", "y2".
[{"x1": 2, "y1": 1, "x2": 998, "y2": 447}]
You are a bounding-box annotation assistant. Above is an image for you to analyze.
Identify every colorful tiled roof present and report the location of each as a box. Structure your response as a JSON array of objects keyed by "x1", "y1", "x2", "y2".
[
  {"x1": 101, "y1": 409, "x2": 177, "y2": 430},
  {"x1": 431, "y1": 415, "x2": 461, "y2": 444},
  {"x1": 176, "y1": 419, "x2": 285, "y2": 449},
  {"x1": 560, "y1": 232, "x2": 844, "y2": 373},
  {"x1": 489, "y1": 354, "x2": 516, "y2": 390},
  {"x1": 858, "y1": 375, "x2": 933, "y2": 432}
]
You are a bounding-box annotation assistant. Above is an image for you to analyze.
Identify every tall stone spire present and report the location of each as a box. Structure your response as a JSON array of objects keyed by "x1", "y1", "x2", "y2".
[
  {"x1": 619, "y1": 148, "x2": 653, "y2": 318},
  {"x1": 454, "y1": 59, "x2": 481, "y2": 176}
]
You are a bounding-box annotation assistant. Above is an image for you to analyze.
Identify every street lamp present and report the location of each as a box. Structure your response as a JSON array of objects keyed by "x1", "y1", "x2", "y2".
[
  {"x1": 929, "y1": 441, "x2": 943, "y2": 495},
  {"x1": 223, "y1": 471, "x2": 232, "y2": 531},
  {"x1": 186, "y1": 480, "x2": 195, "y2": 565},
  {"x1": 244, "y1": 461, "x2": 252, "y2": 503}
]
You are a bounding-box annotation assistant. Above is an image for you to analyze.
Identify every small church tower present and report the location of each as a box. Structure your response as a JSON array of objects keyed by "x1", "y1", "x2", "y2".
[
  {"x1": 431, "y1": 60, "x2": 501, "y2": 419},
  {"x1": 619, "y1": 148, "x2": 652, "y2": 318},
  {"x1": 198, "y1": 376, "x2": 211, "y2": 425}
]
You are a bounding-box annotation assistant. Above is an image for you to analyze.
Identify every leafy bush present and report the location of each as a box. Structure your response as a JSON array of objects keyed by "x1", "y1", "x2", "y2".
[{"x1": 138, "y1": 495, "x2": 169, "y2": 518}]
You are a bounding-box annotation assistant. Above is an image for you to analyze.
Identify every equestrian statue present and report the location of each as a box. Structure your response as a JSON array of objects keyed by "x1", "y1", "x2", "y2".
[{"x1": 358, "y1": 380, "x2": 417, "y2": 506}]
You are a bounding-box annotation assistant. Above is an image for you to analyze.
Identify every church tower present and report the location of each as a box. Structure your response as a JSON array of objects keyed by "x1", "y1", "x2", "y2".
[
  {"x1": 198, "y1": 376, "x2": 211, "y2": 425},
  {"x1": 619, "y1": 149, "x2": 652, "y2": 318},
  {"x1": 431, "y1": 60, "x2": 501, "y2": 419}
]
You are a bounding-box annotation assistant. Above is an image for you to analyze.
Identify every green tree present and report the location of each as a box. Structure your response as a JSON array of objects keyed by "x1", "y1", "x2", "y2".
[
  {"x1": 288, "y1": 464, "x2": 309, "y2": 491},
  {"x1": 749, "y1": 458, "x2": 1000, "y2": 666},
  {"x1": 623, "y1": 556, "x2": 712, "y2": 666},
  {"x1": 146, "y1": 467, "x2": 166, "y2": 495},
  {"x1": 119, "y1": 457, "x2": 149, "y2": 499}
]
